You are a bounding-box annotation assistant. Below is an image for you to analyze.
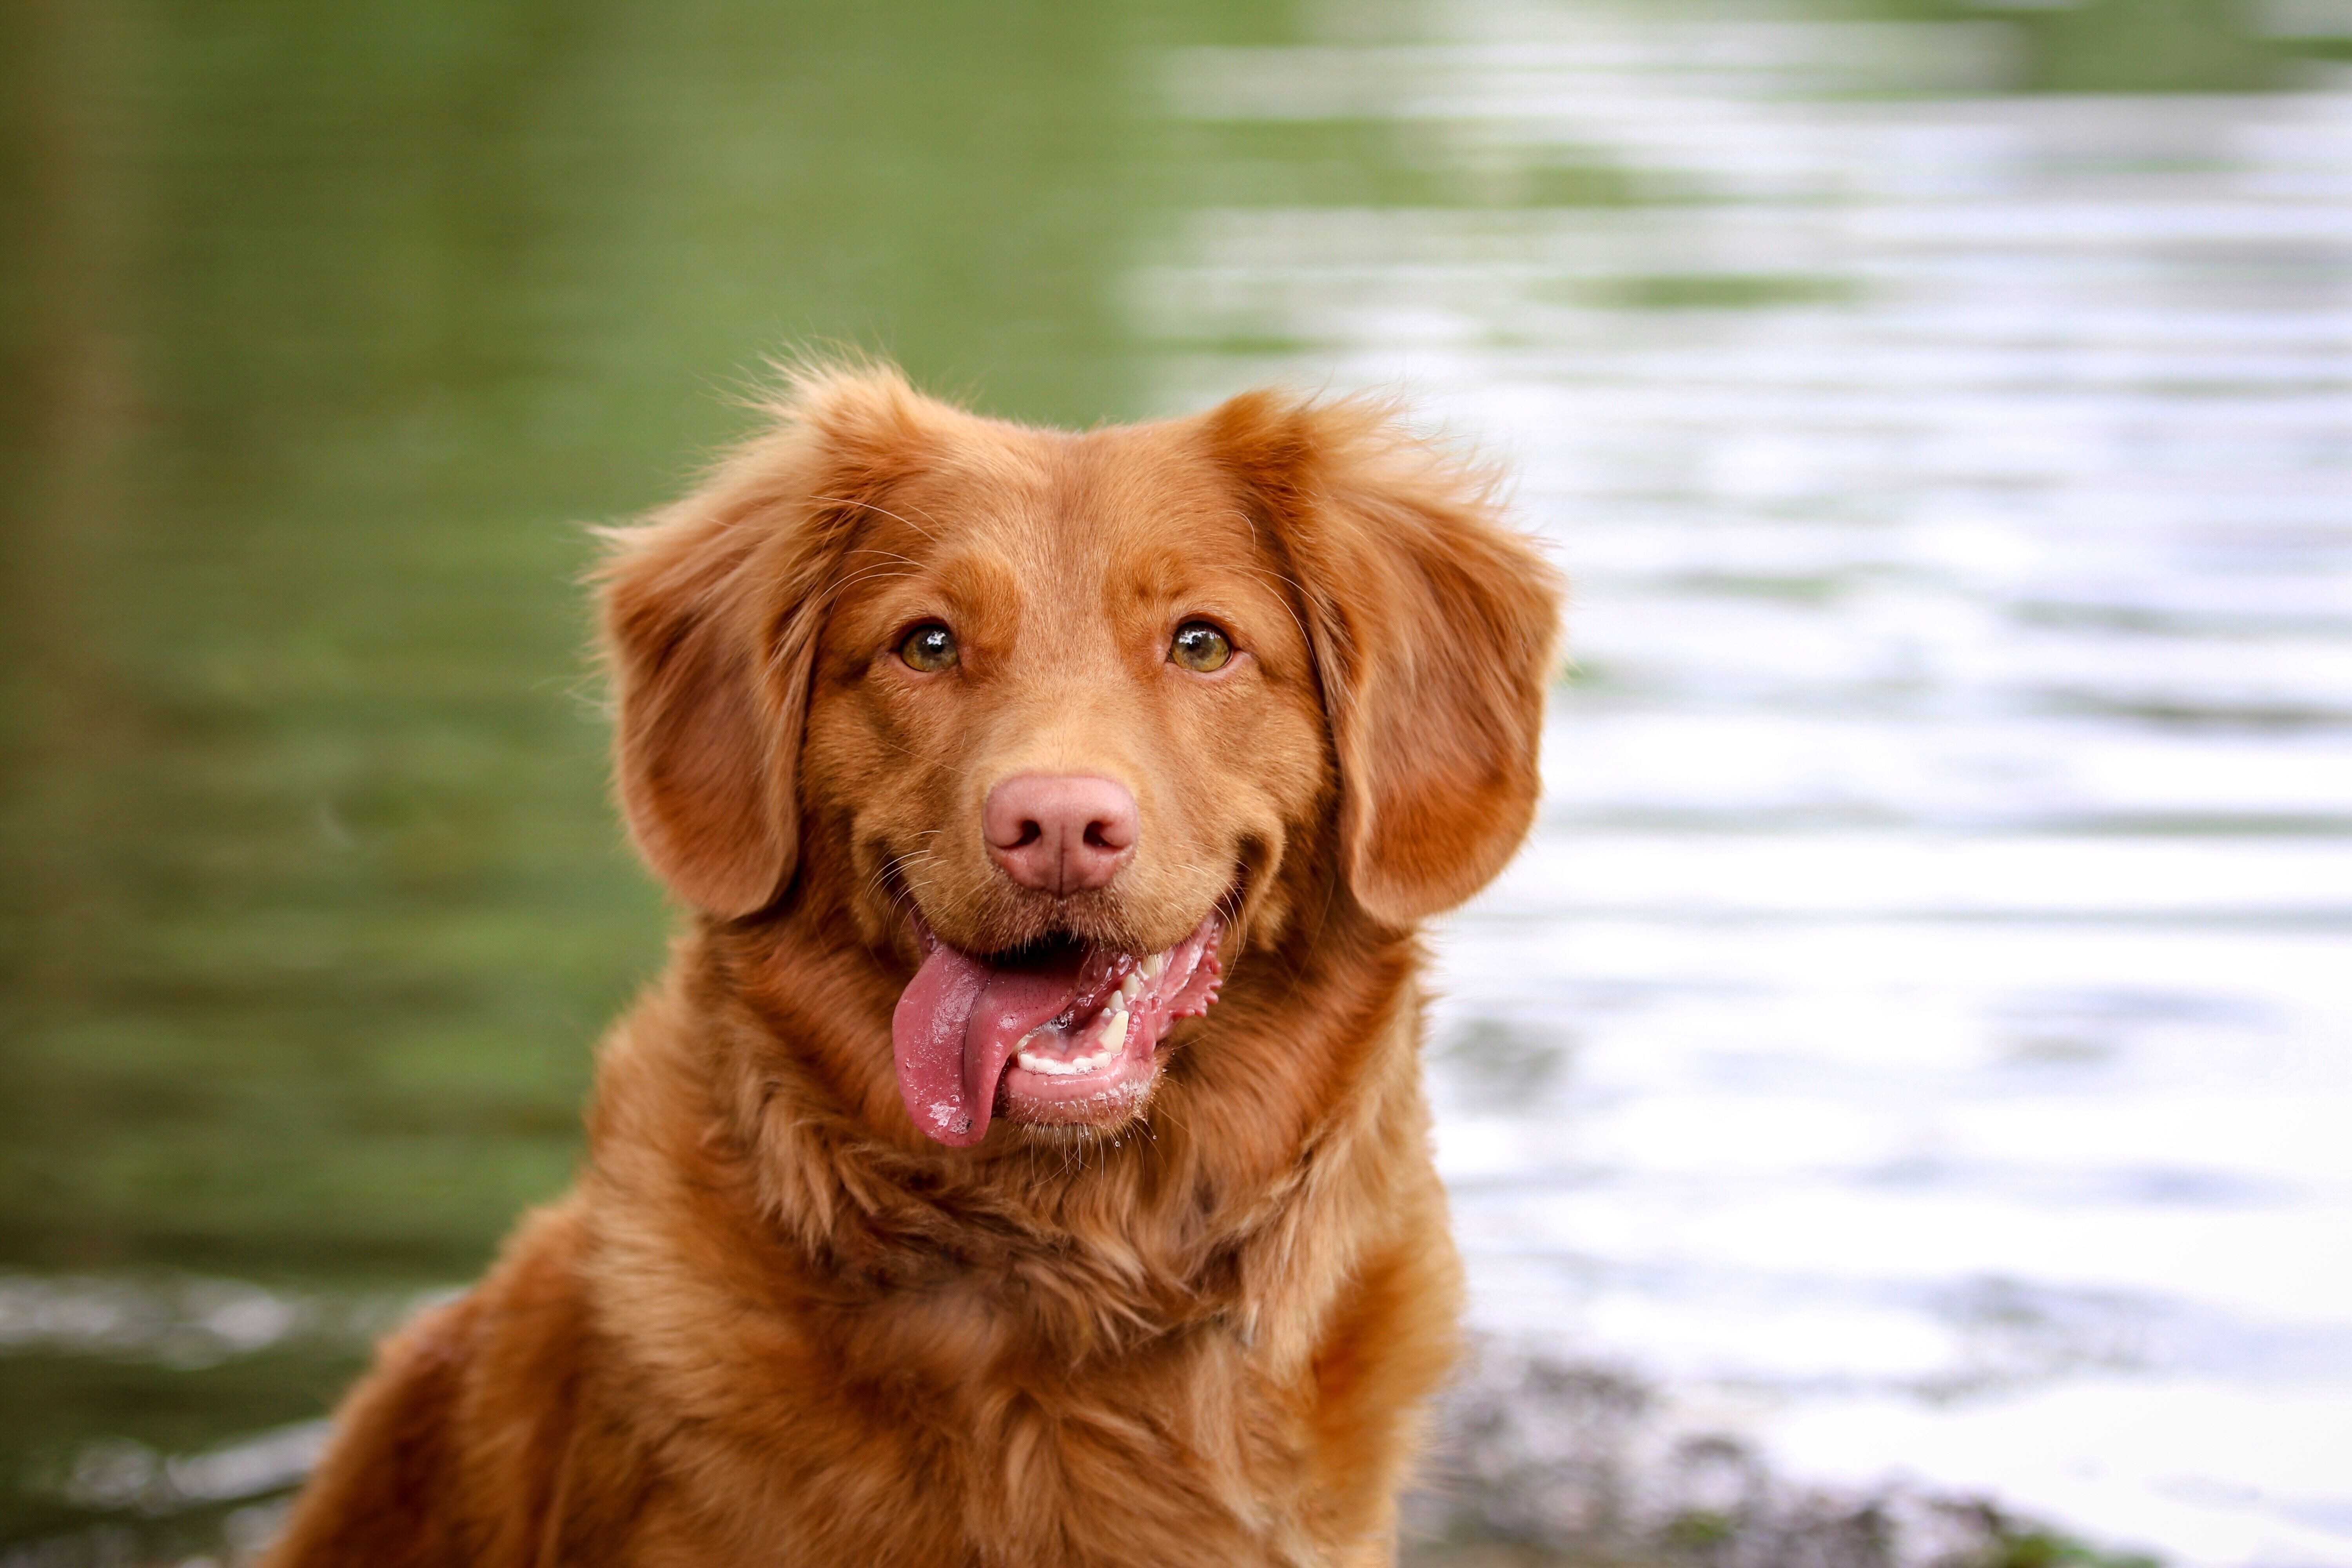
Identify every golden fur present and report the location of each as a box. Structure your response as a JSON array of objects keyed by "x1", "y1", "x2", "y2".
[{"x1": 263, "y1": 365, "x2": 1563, "y2": 1567}]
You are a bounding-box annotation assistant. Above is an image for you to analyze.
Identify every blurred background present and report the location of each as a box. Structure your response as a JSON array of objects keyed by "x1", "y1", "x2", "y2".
[{"x1": 3, "y1": 0, "x2": 2349, "y2": 1563}]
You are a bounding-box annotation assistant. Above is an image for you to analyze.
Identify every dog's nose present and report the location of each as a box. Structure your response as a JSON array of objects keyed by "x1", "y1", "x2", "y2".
[{"x1": 984, "y1": 775, "x2": 1137, "y2": 896}]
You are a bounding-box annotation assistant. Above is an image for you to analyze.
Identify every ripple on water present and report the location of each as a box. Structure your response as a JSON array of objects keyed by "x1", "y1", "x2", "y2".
[{"x1": 1142, "y1": 6, "x2": 2352, "y2": 1564}]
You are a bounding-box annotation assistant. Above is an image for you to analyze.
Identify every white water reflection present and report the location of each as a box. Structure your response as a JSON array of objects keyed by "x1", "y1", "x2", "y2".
[{"x1": 1142, "y1": 7, "x2": 2352, "y2": 1564}]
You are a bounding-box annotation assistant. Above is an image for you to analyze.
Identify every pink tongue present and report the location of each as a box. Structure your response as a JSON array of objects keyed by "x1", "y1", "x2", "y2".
[{"x1": 891, "y1": 942, "x2": 1083, "y2": 1147}]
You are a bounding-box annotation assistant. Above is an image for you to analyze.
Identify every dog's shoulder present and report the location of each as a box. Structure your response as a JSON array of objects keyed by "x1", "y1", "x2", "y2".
[{"x1": 262, "y1": 1200, "x2": 645, "y2": 1568}]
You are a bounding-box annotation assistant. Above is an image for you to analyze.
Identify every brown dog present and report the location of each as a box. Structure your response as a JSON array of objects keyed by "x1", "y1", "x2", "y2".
[{"x1": 261, "y1": 365, "x2": 1561, "y2": 1567}]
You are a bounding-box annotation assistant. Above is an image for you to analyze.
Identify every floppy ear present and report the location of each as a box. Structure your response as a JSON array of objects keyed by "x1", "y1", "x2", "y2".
[
  {"x1": 1207, "y1": 390, "x2": 1564, "y2": 927},
  {"x1": 598, "y1": 364, "x2": 936, "y2": 917}
]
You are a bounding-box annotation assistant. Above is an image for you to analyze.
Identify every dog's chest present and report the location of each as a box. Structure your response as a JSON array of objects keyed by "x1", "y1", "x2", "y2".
[{"x1": 691, "y1": 1298, "x2": 1308, "y2": 1566}]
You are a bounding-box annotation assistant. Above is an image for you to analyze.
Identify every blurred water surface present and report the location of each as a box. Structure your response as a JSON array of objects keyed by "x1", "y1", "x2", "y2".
[
  {"x1": 1166, "y1": 8, "x2": 2352, "y2": 1564},
  {"x1": 4, "y1": 0, "x2": 2349, "y2": 1562}
]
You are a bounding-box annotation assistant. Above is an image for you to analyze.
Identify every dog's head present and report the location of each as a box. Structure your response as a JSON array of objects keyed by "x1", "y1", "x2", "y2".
[{"x1": 601, "y1": 365, "x2": 1560, "y2": 1149}]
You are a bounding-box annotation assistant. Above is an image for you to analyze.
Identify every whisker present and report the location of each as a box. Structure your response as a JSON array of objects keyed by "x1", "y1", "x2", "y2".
[
  {"x1": 811, "y1": 493, "x2": 939, "y2": 544},
  {"x1": 824, "y1": 565, "x2": 920, "y2": 596}
]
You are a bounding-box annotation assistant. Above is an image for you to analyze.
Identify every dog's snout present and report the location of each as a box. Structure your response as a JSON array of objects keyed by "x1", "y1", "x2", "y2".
[{"x1": 984, "y1": 775, "x2": 1137, "y2": 896}]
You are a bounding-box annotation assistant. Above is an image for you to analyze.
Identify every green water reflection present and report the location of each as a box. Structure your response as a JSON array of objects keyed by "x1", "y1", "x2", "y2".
[
  {"x1": 2, "y1": 0, "x2": 1181, "y2": 1285},
  {"x1": 0, "y1": 0, "x2": 2334, "y2": 1555},
  {"x1": 0, "y1": 0, "x2": 1251, "y2": 1546}
]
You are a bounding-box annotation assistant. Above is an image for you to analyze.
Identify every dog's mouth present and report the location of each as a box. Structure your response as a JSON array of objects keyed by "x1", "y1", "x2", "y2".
[{"x1": 890, "y1": 915, "x2": 1223, "y2": 1148}]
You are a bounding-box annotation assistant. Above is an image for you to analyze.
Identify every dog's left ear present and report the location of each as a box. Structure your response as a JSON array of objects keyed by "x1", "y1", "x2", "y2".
[
  {"x1": 599, "y1": 364, "x2": 937, "y2": 917},
  {"x1": 1207, "y1": 390, "x2": 1565, "y2": 928}
]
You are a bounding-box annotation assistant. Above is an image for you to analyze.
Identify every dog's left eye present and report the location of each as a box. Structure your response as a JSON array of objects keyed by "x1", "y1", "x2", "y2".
[
  {"x1": 1169, "y1": 621, "x2": 1232, "y2": 673},
  {"x1": 898, "y1": 623, "x2": 958, "y2": 672}
]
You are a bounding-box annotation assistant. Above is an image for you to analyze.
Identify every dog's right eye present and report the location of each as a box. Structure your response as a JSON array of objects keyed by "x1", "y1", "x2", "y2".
[
  {"x1": 898, "y1": 623, "x2": 958, "y2": 672},
  {"x1": 1169, "y1": 621, "x2": 1232, "y2": 673}
]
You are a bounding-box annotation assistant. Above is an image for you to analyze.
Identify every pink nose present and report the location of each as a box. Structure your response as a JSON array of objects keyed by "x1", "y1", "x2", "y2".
[{"x1": 984, "y1": 775, "x2": 1138, "y2": 896}]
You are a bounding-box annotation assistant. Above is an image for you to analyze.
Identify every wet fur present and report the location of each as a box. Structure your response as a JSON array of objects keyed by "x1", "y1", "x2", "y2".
[{"x1": 264, "y1": 365, "x2": 1563, "y2": 1567}]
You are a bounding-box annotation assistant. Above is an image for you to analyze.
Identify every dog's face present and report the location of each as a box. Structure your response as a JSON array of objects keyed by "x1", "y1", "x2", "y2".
[
  {"x1": 797, "y1": 425, "x2": 1327, "y2": 1143},
  {"x1": 601, "y1": 368, "x2": 1559, "y2": 1150}
]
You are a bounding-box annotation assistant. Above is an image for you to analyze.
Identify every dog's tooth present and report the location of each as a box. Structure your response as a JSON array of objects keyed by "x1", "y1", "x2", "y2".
[
  {"x1": 1100, "y1": 1009, "x2": 1129, "y2": 1052},
  {"x1": 1118, "y1": 973, "x2": 1142, "y2": 1004},
  {"x1": 1141, "y1": 953, "x2": 1164, "y2": 980}
]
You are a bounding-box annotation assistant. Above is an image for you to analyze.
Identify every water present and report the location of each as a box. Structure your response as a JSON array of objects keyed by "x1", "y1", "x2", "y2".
[
  {"x1": 1132, "y1": 7, "x2": 2352, "y2": 1563},
  {"x1": 4, "y1": 0, "x2": 2350, "y2": 1563}
]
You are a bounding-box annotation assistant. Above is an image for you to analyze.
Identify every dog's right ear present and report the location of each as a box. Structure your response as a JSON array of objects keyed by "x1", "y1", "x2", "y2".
[{"x1": 598, "y1": 365, "x2": 935, "y2": 918}]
